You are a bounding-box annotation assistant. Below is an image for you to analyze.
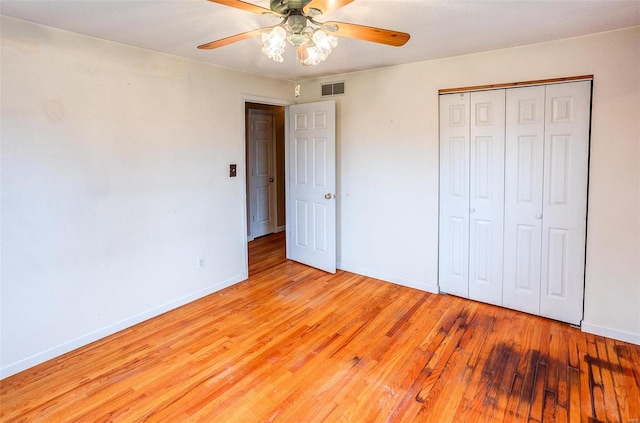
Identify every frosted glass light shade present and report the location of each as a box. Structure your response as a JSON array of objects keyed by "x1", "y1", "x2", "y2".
[
  {"x1": 261, "y1": 26, "x2": 287, "y2": 63},
  {"x1": 299, "y1": 29, "x2": 337, "y2": 65}
]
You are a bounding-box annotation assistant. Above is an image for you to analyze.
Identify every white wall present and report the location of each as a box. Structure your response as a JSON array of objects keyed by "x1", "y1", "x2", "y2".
[
  {"x1": 298, "y1": 26, "x2": 640, "y2": 344},
  {"x1": 0, "y1": 16, "x2": 294, "y2": 377}
]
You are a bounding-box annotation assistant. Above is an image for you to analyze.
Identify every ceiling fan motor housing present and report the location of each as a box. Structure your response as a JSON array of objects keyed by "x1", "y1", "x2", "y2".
[
  {"x1": 270, "y1": 0, "x2": 313, "y2": 15},
  {"x1": 288, "y1": 13, "x2": 308, "y2": 34}
]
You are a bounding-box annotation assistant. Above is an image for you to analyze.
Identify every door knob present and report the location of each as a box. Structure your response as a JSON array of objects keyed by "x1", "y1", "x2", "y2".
[
  {"x1": 470, "y1": 208, "x2": 476, "y2": 213},
  {"x1": 535, "y1": 214, "x2": 543, "y2": 219},
  {"x1": 269, "y1": 177, "x2": 274, "y2": 182},
  {"x1": 325, "y1": 193, "x2": 332, "y2": 200}
]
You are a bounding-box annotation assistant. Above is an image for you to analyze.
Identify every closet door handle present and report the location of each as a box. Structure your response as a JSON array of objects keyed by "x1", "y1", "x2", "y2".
[
  {"x1": 535, "y1": 214, "x2": 543, "y2": 219},
  {"x1": 470, "y1": 208, "x2": 476, "y2": 213}
]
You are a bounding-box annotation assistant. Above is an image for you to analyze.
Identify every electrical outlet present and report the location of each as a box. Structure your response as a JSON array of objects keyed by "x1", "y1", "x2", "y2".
[{"x1": 197, "y1": 257, "x2": 205, "y2": 268}]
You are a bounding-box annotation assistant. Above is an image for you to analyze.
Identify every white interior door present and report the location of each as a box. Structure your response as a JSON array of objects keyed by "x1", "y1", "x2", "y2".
[
  {"x1": 287, "y1": 101, "x2": 336, "y2": 273},
  {"x1": 439, "y1": 93, "x2": 470, "y2": 298},
  {"x1": 248, "y1": 109, "x2": 276, "y2": 239},
  {"x1": 503, "y1": 85, "x2": 545, "y2": 315},
  {"x1": 468, "y1": 89, "x2": 506, "y2": 306},
  {"x1": 540, "y1": 81, "x2": 591, "y2": 325}
]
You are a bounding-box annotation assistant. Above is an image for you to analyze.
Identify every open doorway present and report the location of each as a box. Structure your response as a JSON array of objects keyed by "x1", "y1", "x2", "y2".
[{"x1": 245, "y1": 102, "x2": 286, "y2": 275}]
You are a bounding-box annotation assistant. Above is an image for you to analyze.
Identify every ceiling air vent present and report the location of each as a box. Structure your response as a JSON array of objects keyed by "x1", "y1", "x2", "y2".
[{"x1": 321, "y1": 81, "x2": 345, "y2": 97}]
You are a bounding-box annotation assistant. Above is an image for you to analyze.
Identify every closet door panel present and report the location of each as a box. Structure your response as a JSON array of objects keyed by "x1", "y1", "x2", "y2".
[
  {"x1": 503, "y1": 86, "x2": 545, "y2": 315},
  {"x1": 468, "y1": 90, "x2": 505, "y2": 306},
  {"x1": 439, "y1": 93, "x2": 470, "y2": 298},
  {"x1": 540, "y1": 81, "x2": 591, "y2": 325}
]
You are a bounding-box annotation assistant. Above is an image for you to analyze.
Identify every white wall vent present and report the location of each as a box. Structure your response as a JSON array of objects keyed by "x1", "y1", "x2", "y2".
[{"x1": 321, "y1": 82, "x2": 345, "y2": 96}]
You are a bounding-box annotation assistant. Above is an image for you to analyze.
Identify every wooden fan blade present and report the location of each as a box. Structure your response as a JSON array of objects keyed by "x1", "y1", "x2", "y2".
[
  {"x1": 198, "y1": 29, "x2": 264, "y2": 50},
  {"x1": 304, "y1": 0, "x2": 355, "y2": 15},
  {"x1": 206, "y1": 0, "x2": 278, "y2": 16},
  {"x1": 324, "y1": 21, "x2": 410, "y2": 46}
]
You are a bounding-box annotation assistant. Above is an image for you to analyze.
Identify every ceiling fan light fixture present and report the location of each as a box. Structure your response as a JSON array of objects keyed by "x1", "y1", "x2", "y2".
[
  {"x1": 300, "y1": 42, "x2": 320, "y2": 66},
  {"x1": 261, "y1": 25, "x2": 287, "y2": 63},
  {"x1": 299, "y1": 29, "x2": 336, "y2": 66},
  {"x1": 312, "y1": 28, "x2": 338, "y2": 51},
  {"x1": 261, "y1": 20, "x2": 336, "y2": 66},
  {"x1": 287, "y1": 32, "x2": 309, "y2": 47}
]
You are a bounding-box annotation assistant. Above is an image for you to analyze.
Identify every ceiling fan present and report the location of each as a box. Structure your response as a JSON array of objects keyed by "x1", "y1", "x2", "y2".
[{"x1": 198, "y1": 0, "x2": 410, "y2": 66}]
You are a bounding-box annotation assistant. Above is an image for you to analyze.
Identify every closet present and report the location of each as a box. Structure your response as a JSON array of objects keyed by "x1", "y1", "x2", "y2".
[{"x1": 438, "y1": 80, "x2": 591, "y2": 325}]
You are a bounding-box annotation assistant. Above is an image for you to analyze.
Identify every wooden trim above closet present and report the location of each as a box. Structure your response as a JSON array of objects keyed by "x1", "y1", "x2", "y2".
[{"x1": 438, "y1": 74, "x2": 594, "y2": 94}]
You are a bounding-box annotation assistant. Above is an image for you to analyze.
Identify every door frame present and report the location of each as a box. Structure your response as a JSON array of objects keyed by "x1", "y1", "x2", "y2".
[{"x1": 241, "y1": 95, "x2": 293, "y2": 274}]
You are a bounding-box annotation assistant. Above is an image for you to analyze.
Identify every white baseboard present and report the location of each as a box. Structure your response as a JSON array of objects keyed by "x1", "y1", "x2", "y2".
[
  {"x1": 337, "y1": 262, "x2": 439, "y2": 295},
  {"x1": 0, "y1": 273, "x2": 247, "y2": 379},
  {"x1": 581, "y1": 321, "x2": 640, "y2": 345}
]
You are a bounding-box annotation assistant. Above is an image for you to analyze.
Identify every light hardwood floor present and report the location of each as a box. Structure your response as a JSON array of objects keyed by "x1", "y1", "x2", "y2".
[{"x1": 1, "y1": 232, "x2": 639, "y2": 422}]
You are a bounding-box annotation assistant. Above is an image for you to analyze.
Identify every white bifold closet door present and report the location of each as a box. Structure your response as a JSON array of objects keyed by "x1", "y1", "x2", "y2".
[
  {"x1": 540, "y1": 81, "x2": 590, "y2": 324},
  {"x1": 440, "y1": 80, "x2": 591, "y2": 326},
  {"x1": 439, "y1": 93, "x2": 470, "y2": 298},
  {"x1": 468, "y1": 90, "x2": 505, "y2": 306},
  {"x1": 439, "y1": 90, "x2": 506, "y2": 306},
  {"x1": 502, "y1": 81, "x2": 590, "y2": 325},
  {"x1": 502, "y1": 85, "x2": 546, "y2": 315}
]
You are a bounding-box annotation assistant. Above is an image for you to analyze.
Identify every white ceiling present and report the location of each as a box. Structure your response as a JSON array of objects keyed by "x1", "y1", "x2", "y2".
[{"x1": 1, "y1": 0, "x2": 639, "y2": 81}]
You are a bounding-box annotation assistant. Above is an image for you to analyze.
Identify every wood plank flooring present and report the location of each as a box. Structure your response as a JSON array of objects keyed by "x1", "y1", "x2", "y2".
[{"x1": 1, "y1": 232, "x2": 639, "y2": 422}]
